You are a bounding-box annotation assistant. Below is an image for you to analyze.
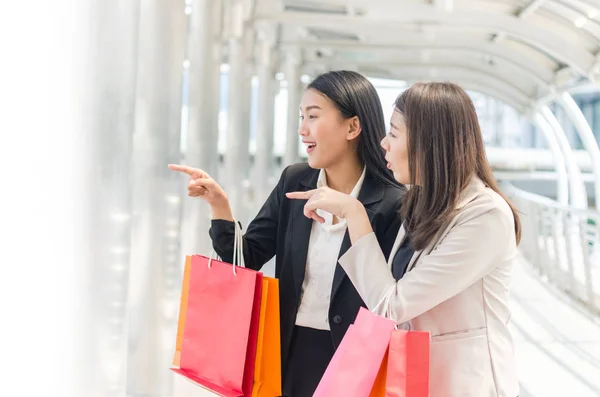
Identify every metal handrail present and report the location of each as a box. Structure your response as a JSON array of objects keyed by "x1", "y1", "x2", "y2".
[{"x1": 502, "y1": 183, "x2": 600, "y2": 315}]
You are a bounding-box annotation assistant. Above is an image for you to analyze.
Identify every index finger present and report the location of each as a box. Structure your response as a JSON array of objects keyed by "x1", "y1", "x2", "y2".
[
  {"x1": 168, "y1": 164, "x2": 203, "y2": 177},
  {"x1": 286, "y1": 190, "x2": 316, "y2": 200}
]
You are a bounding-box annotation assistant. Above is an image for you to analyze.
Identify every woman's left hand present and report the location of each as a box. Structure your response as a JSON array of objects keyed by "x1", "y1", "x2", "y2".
[{"x1": 286, "y1": 187, "x2": 362, "y2": 223}]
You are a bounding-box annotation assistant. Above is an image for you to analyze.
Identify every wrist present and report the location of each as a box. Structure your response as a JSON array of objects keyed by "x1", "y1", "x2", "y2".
[
  {"x1": 344, "y1": 201, "x2": 373, "y2": 244},
  {"x1": 210, "y1": 198, "x2": 234, "y2": 221},
  {"x1": 343, "y1": 199, "x2": 364, "y2": 219}
]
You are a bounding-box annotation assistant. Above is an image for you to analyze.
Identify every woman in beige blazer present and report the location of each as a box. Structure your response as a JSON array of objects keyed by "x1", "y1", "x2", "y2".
[{"x1": 288, "y1": 82, "x2": 521, "y2": 397}]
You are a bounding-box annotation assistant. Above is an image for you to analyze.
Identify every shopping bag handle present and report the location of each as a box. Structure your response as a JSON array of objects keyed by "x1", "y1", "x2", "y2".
[
  {"x1": 207, "y1": 219, "x2": 245, "y2": 276},
  {"x1": 371, "y1": 285, "x2": 411, "y2": 331}
]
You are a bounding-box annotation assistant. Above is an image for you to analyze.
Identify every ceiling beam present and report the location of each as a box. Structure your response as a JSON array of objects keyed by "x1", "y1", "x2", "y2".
[
  {"x1": 493, "y1": 0, "x2": 548, "y2": 43},
  {"x1": 254, "y1": 6, "x2": 595, "y2": 76},
  {"x1": 284, "y1": 40, "x2": 554, "y2": 86},
  {"x1": 301, "y1": 56, "x2": 544, "y2": 95},
  {"x1": 306, "y1": 61, "x2": 534, "y2": 110}
]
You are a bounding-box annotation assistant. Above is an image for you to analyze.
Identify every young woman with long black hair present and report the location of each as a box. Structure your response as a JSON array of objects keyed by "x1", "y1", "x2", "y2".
[{"x1": 170, "y1": 70, "x2": 406, "y2": 397}]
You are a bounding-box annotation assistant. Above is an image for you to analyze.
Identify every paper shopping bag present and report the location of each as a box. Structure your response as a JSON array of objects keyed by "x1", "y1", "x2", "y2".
[
  {"x1": 369, "y1": 350, "x2": 389, "y2": 397},
  {"x1": 385, "y1": 330, "x2": 430, "y2": 397},
  {"x1": 172, "y1": 255, "x2": 192, "y2": 367},
  {"x1": 313, "y1": 307, "x2": 395, "y2": 397},
  {"x1": 251, "y1": 277, "x2": 281, "y2": 397},
  {"x1": 171, "y1": 254, "x2": 263, "y2": 397}
]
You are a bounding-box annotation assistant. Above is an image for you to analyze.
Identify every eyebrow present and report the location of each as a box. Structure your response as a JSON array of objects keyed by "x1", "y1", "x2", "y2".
[
  {"x1": 301, "y1": 105, "x2": 322, "y2": 111},
  {"x1": 390, "y1": 122, "x2": 400, "y2": 130}
]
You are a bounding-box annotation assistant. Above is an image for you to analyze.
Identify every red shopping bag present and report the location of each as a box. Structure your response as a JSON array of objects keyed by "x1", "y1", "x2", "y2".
[
  {"x1": 313, "y1": 307, "x2": 395, "y2": 397},
  {"x1": 385, "y1": 329, "x2": 430, "y2": 397},
  {"x1": 171, "y1": 254, "x2": 263, "y2": 397}
]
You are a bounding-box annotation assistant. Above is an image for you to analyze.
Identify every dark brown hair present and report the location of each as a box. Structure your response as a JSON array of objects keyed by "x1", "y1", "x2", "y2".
[{"x1": 396, "y1": 82, "x2": 521, "y2": 250}]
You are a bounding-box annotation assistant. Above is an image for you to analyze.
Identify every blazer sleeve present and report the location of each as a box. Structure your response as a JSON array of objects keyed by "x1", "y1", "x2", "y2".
[
  {"x1": 209, "y1": 166, "x2": 288, "y2": 271},
  {"x1": 338, "y1": 206, "x2": 515, "y2": 324}
]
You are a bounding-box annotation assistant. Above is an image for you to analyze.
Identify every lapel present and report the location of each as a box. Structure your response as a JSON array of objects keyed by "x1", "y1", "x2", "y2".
[
  {"x1": 331, "y1": 172, "x2": 385, "y2": 301},
  {"x1": 290, "y1": 169, "x2": 320, "y2": 300},
  {"x1": 387, "y1": 224, "x2": 407, "y2": 268}
]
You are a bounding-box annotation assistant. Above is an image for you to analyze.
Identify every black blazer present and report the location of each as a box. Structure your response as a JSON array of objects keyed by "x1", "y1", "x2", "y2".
[{"x1": 209, "y1": 163, "x2": 403, "y2": 374}]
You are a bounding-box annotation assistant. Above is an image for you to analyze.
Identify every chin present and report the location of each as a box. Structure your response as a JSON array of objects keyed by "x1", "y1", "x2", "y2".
[
  {"x1": 392, "y1": 171, "x2": 405, "y2": 184},
  {"x1": 307, "y1": 156, "x2": 324, "y2": 169}
]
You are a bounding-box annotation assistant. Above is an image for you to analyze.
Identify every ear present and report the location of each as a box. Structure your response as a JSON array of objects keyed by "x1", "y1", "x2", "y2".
[{"x1": 346, "y1": 116, "x2": 362, "y2": 141}]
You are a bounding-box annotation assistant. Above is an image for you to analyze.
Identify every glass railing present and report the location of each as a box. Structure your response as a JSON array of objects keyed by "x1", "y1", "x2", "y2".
[{"x1": 503, "y1": 183, "x2": 600, "y2": 315}]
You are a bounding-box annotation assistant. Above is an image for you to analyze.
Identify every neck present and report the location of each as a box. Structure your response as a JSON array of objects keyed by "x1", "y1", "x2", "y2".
[{"x1": 324, "y1": 155, "x2": 363, "y2": 194}]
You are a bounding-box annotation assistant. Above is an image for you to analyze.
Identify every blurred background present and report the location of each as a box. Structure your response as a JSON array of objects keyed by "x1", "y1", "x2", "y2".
[{"x1": 2, "y1": 0, "x2": 600, "y2": 396}]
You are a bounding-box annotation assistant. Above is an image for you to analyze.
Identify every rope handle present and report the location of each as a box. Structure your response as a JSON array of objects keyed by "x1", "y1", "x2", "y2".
[
  {"x1": 207, "y1": 219, "x2": 245, "y2": 276},
  {"x1": 371, "y1": 284, "x2": 411, "y2": 331}
]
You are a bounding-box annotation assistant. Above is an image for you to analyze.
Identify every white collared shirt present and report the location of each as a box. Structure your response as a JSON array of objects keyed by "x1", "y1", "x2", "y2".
[{"x1": 295, "y1": 167, "x2": 367, "y2": 330}]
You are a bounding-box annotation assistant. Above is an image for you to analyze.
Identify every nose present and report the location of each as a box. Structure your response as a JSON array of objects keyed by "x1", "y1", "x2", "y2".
[
  {"x1": 380, "y1": 136, "x2": 389, "y2": 151},
  {"x1": 298, "y1": 118, "x2": 309, "y2": 137}
]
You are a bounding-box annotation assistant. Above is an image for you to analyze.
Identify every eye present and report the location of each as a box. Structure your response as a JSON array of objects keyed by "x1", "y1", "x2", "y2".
[
  {"x1": 309, "y1": 114, "x2": 317, "y2": 119},
  {"x1": 299, "y1": 115, "x2": 304, "y2": 121},
  {"x1": 387, "y1": 131, "x2": 396, "y2": 138}
]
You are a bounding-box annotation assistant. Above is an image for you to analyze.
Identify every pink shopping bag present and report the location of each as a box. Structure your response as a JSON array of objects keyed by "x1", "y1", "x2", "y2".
[{"x1": 313, "y1": 307, "x2": 396, "y2": 397}]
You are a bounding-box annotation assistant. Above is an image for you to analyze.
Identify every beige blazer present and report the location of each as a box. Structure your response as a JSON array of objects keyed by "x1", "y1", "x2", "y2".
[{"x1": 339, "y1": 177, "x2": 519, "y2": 397}]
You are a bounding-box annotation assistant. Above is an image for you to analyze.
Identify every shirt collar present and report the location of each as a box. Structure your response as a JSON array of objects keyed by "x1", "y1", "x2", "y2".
[
  {"x1": 315, "y1": 167, "x2": 367, "y2": 229},
  {"x1": 316, "y1": 167, "x2": 367, "y2": 199}
]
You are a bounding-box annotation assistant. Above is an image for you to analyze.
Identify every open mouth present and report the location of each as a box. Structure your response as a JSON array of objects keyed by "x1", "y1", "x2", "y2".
[{"x1": 304, "y1": 142, "x2": 317, "y2": 152}]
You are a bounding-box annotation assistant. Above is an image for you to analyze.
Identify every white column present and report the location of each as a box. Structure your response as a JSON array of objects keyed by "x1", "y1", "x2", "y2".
[
  {"x1": 284, "y1": 49, "x2": 302, "y2": 166},
  {"x1": 253, "y1": 24, "x2": 277, "y2": 202},
  {"x1": 180, "y1": 0, "x2": 222, "y2": 259},
  {"x1": 76, "y1": 1, "x2": 140, "y2": 396},
  {"x1": 224, "y1": 0, "x2": 248, "y2": 220},
  {"x1": 127, "y1": 0, "x2": 186, "y2": 396},
  {"x1": 239, "y1": 27, "x2": 254, "y2": 179},
  {"x1": 540, "y1": 106, "x2": 588, "y2": 209},
  {"x1": 557, "y1": 93, "x2": 600, "y2": 209},
  {"x1": 533, "y1": 114, "x2": 569, "y2": 205}
]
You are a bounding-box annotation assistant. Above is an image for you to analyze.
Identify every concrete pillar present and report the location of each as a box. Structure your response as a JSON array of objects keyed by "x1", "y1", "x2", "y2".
[
  {"x1": 77, "y1": 1, "x2": 140, "y2": 396},
  {"x1": 224, "y1": 0, "x2": 246, "y2": 219},
  {"x1": 127, "y1": 0, "x2": 186, "y2": 395},
  {"x1": 284, "y1": 49, "x2": 302, "y2": 166},
  {"x1": 253, "y1": 23, "x2": 277, "y2": 203},
  {"x1": 180, "y1": 0, "x2": 223, "y2": 259}
]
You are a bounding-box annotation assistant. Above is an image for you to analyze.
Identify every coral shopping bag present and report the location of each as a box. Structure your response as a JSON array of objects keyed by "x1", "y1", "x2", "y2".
[
  {"x1": 172, "y1": 222, "x2": 263, "y2": 396},
  {"x1": 172, "y1": 254, "x2": 262, "y2": 396},
  {"x1": 313, "y1": 307, "x2": 395, "y2": 397},
  {"x1": 384, "y1": 329, "x2": 430, "y2": 397}
]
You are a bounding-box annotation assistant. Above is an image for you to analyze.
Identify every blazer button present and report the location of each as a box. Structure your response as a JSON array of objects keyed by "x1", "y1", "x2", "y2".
[
  {"x1": 333, "y1": 315, "x2": 343, "y2": 324},
  {"x1": 397, "y1": 322, "x2": 411, "y2": 331}
]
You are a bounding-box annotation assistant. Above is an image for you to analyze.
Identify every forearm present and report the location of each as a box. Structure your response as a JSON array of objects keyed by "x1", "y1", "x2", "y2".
[
  {"x1": 210, "y1": 200, "x2": 234, "y2": 222},
  {"x1": 345, "y1": 201, "x2": 374, "y2": 245}
]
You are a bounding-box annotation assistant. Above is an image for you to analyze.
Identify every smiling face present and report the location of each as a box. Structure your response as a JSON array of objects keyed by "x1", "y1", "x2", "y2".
[
  {"x1": 298, "y1": 88, "x2": 360, "y2": 169},
  {"x1": 380, "y1": 109, "x2": 410, "y2": 185}
]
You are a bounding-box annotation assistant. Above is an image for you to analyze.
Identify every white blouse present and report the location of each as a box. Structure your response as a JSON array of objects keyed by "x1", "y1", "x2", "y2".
[{"x1": 295, "y1": 167, "x2": 366, "y2": 330}]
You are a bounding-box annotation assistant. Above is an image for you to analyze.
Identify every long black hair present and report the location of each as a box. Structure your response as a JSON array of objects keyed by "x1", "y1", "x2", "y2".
[{"x1": 307, "y1": 70, "x2": 400, "y2": 187}]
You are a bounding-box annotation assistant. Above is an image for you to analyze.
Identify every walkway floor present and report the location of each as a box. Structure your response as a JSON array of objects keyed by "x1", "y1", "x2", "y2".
[{"x1": 510, "y1": 256, "x2": 600, "y2": 397}]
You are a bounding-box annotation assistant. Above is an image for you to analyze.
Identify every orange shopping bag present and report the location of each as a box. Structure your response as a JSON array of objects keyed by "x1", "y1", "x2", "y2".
[
  {"x1": 369, "y1": 350, "x2": 388, "y2": 397},
  {"x1": 173, "y1": 255, "x2": 192, "y2": 367},
  {"x1": 251, "y1": 277, "x2": 281, "y2": 397}
]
